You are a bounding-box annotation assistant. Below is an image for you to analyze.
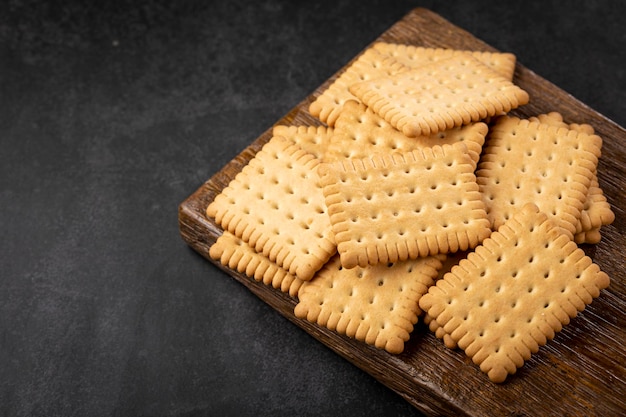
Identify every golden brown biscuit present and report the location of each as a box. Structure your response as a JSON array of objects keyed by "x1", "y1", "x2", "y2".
[
  {"x1": 210, "y1": 231, "x2": 305, "y2": 297},
  {"x1": 477, "y1": 116, "x2": 602, "y2": 240},
  {"x1": 272, "y1": 124, "x2": 333, "y2": 161},
  {"x1": 348, "y1": 55, "x2": 529, "y2": 137},
  {"x1": 309, "y1": 47, "x2": 408, "y2": 126},
  {"x1": 372, "y1": 42, "x2": 517, "y2": 80},
  {"x1": 326, "y1": 100, "x2": 487, "y2": 169},
  {"x1": 207, "y1": 136, "x2": 336, "y2": 281},
  {"x1": 420, "y1": 204, "x2": 610, "y2": 382},
  {"x1": 295, "y1": 254, "x2": 445, "y2": 354},
  {"x1": 318, "y1": 142, "x2": 491, "y2": 268}
]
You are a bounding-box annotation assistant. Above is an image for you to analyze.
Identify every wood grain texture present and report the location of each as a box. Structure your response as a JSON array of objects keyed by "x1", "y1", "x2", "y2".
[{"x1": 179, "y1": 8, "x2": 625, "y2": 417}]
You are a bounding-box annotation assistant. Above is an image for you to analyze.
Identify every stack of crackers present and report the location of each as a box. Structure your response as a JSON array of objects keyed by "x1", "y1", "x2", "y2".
[{"x1": 206, "y1": 42, "x2": 614, "y2": 383}]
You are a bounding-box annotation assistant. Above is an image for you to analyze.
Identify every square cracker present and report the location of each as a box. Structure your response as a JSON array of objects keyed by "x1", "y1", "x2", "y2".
[
  {"x1": 210, "y1": 231, "x2": 304, "y2": 298},
  {"x1": 308, "y1": 46, "x2": 408, "y2": 126},
  {"x1": 206, "y1": 136, "x2": 336, "y2": 281},
  {"x1": 525, "y1": 112, "x2": 614, "y2": 242},
  {"x1": 477, "y1": 116, "x2": 602, "y2": 240},
  {"x1": 295, "y1": 254, "x2": 445, "y2": 354},
  {"x1": 419, "y1": 203, "x2": 610, "y2": 383},
  {"x1": 272, "y1": 124, "x2": 333, "y2": 162},
  {"x1": 317, "y1": 142, "x2": 491, "y2": 269},
  {"x1": 348, "y1": 55, "x2": 529, "y2": 137},
  {"x1": 372, "y1": 42, "x2": 517, "y2": 81},
  {"x1": 326, "y1": 100, "x2": 487, "y2": 169}
]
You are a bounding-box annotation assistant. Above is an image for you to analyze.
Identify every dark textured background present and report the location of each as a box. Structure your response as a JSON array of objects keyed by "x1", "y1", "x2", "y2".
[{"x1": 1, "y1": 1, "x2": 624, "y2": 416}]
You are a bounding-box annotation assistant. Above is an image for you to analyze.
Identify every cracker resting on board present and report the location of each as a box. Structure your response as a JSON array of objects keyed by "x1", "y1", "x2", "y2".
[
  {"x1": 477, "y1": 116, "x2": 603, "y2": 240},
  {"x1": 419, "y1": 204, "x2": 610, "y2": 383},
  {"x1": 207, "y1": 136, "x2": 336, "y2": 281},
  {"x1": 210, "y1": 231, "x2": 305, "y2": 298},
  {"x1": 327, "y1": 100, "x2": 487, "y2": 169},
  {"x1": 318, "y1": 142, "x2": 491, "y2": 268},
  {"x1": 348, "y1": 55, "x2": 529, "y2": 137},
  {"x1": 295, "y1": 254, "x2": 445, "y2": 354}
]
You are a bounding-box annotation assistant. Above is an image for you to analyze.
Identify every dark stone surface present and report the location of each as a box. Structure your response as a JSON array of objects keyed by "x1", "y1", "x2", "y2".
[{"x1": 1, "y1": 1, "x2": 623, "y2": 416}]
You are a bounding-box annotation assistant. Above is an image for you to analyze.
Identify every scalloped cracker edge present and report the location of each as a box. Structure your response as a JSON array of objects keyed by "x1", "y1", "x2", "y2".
[
  {"x1": 295, "y1": 254, "x2": 445, "y2": 354},
  {"x1": 272, "y1": 124, "x2": 334, "y2": 162},
  {"x1": 419, "y1": 203, "x2": 610, "y2": 382},
  {"x1": 327, "y1": 100, "x2": 487, "y2": 169},
  {"x1": 206, "y1": 136, "x2": 336, "y2": 281},
  {"x1": 210, "y1": 231, "x2": 304, "y2": 298},
  {"x1": 348, "y1": 55, "x2": 529, "y2": 137},
  {"x1": 372, "y1": 42, "x2": 517, "y2": 81},
  {"x1": 309, "y1": 47, "x2": 409, "y2": 126},
  {"x1": 477, "y1": 116, "x2": 603, "y2": 240},
  {"x1": 317, "y1": 142, "x2": 491, "y2": 269},
  {"x1": 526, "y1": 112, "x2": 614, "y2": 241}
]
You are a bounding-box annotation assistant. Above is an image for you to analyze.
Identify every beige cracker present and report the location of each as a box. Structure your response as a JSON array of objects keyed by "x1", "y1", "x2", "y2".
[
  {"x1": 295, "y1": 254, "x2": 445, "y2": 354},
  {"x1": 372, "y1": 42, "x2": 517, "y2": 81},
  {"x1": 309, "y1": 46, "x2": 408, "y2": 127},
  {"x1": 477, "y1": 116, "x2": 602, "y2": 240},
  {"x1": 526, "y1": 112, "x2": 614, "y2": 242},
  {"x1": 574, "y1": 176, "x2": 615, "y2": 243},
  {"x1": 326, "y1": 100, "x2": 487, "y2": 168},
  {"x1": 419, "y1": 203, "x2": 610, "y2": 383},
  {"x1": 272, "y1": 124, "x2": 333, "y2": 162},
  {"x1": 210, "y1": 231, "x2": 304, "y2": 298},
  {"x1": 206, "y1": 136, "x2": 336, "y2": 281},
  {"x1": 317, "y1": 142, "x2": 491, "y2": 269},
  {"x1": 348, "y1": 55, "x2": 529, "y2": 137}
]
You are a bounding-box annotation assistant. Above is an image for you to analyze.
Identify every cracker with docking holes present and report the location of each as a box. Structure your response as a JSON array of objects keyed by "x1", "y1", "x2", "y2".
[
  {"x1": 309, "y1": 47, "x2": 409, "y2": 127},
  {"x1": 210, "y1": 231, "x2": 305, "y2": 298},
  {"x1": 348, "y1": 55, "x2": 529, "y2": 137},
  {"x1": 419, "y1": 203, "x2": 610, "y2": 383},
  {"x1": 206, "y1": 136, "x2": 336, "y2": 281},
  {"x1": 525, "y1": 112, "x2": 614, "y2": 243},
  {"x1": 372, "y1": 42, "x2": 517, "y2": 81},
  {"x1": 295, "y1": 254, "x2": 445, "y2": 354},
  {"x1": 317, "y1": 142, "x2": 491, "y2": 269},
  {"x1": 272, "y1": 124, "x2": 333, "y2": 162},
  {"x1": 326, "y1": 100, "x2": 487, "y2": 169},
  {"x1": 477, "y1": 116, "x2": 602, "y2": 240}
]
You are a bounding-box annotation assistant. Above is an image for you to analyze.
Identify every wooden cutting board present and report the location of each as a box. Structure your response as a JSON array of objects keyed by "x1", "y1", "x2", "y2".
[{"x1": 179, "y1": 8, "x2": 626, "y2": 417}]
